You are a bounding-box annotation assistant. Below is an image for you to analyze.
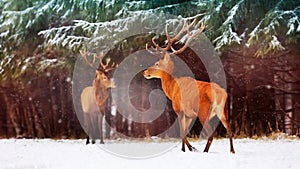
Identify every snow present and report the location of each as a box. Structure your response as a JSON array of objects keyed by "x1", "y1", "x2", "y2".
[
  {"x1": 224, "y1": 0, "x2": 242, "y2": 25},
  {"x1": 215, "y1": 2, "x2": 223, "y2": 12},
  {"x1": 0, "y1": 138, "x2": 299, "y2": 169},
  {"x1": 270, "y1": 35, "x2": 285, "y2": 50}
]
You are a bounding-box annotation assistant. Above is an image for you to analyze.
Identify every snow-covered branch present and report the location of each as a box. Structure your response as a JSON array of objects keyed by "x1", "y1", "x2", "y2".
[
  {"x1": 247, "y1": 7, "x2": 300, "y2": 57},
  {"x1": 213, "y1": 0, "x2": 244, "y2": 51}
]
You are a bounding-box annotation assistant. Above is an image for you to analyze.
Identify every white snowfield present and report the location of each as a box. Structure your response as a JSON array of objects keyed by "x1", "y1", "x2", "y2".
[{"x1": 0, "y1": 137, "x2": 299, "y2": 169}]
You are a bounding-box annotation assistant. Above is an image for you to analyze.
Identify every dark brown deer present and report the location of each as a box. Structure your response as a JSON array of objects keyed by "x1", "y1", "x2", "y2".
[
  {"x1": 143, "y1": 21, "x2": 235, "y2": 153},
  {"x1": 80, "y1": 49, "x2": 117, "y2": 144}
]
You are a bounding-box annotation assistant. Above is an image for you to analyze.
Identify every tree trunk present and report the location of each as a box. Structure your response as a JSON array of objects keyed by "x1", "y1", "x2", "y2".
[
  {"x1": 4, "y1": 93, "x2": 21, "y2": 137},
  {"x1": 31, "y1": 103, "x2": 45, "y2": 138},
  {"x1": 284, "y1": 82, "x2": 293, "y2": 135},
  {"x1": 240, "y1": 97, "x2": 247, "y2": 137}
]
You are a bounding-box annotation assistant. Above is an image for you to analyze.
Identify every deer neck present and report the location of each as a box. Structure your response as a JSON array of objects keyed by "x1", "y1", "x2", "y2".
[
  {"x1": 160, "y1": 71, "x2": 178, "y2": 100},
  {"x1": 93, "y1": 81, "x2": 109, "y2": 107}
]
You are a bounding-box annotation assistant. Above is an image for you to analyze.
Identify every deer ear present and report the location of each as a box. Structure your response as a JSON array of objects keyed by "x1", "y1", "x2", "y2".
[{"x1": 95, "y1": 70, "x2": 102, "y2": 75}]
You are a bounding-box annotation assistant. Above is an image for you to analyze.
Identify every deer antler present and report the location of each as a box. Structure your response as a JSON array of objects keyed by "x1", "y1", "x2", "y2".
[
  {"x1": 80, "y1": 48, "x2": 98, "y2": 68},
  {"x1": 145, "y1": 43, "x2": 164, "y2": 57},
  {"x1": 100, "y1": 57, "x2": 118, "y2": 72},
  {"x1": 151, "y1": 20, "x2": 187, "y2": 51},
  {"x1": 80, "y1": 49, "x2": 117, "y2": 72},
  {"x1": 149, "y1": 19, "x2": 205, "y2": 55},
  {"x1": 171, "y1": 22, "x2": 205, "y2": 55}
]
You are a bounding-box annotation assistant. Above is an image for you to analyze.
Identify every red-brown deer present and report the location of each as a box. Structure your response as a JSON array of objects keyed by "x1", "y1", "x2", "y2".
[
  {"x1": 80, "y1": 50, "x2": 116, "y2": 144},
  {"x1": 143, "y1": 21, "x2": 235, "y2": 153}
]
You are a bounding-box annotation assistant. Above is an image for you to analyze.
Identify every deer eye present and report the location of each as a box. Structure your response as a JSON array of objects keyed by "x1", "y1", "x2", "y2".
[
  {"x1": 103, "y1": 76, "x2": 107, "y2": 80},
  {"x1": 155, "y1": 63, "x2": 159, "y2": 67}
]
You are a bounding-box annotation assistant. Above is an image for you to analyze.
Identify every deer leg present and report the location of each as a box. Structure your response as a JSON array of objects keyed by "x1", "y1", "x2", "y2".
[
  {"x1": 219, "y1": 117, "x2": 235, "y2": 153},
  {"x1": 203, "y1": 130, "x2": 216, "y2": 153},
  {"x1": 90, "y1": 113, "x2": 98, "y2": 144},
  {"x1": 202, "y1": 121, "x2": 215, "y2": 153},
  {"x1": 181, "y1": 139, "x2": 186, "y2": 152},
  {"x1": 179, "y1": 113, "x2": 197, "y2": 152},
  {"x1": 98, "y1": 113, "x2": 104, "y2": 144},
  {"x1": 184, "y1": 117, "x2": 197, "y2": 152},
  {"x1": 86, "y1": 136, "x2": 90, "y2": 144},
  {"x1": 181, "y1": 138, "x2": 192, "y2": 152},
  {"x1": 179, "y1": 112, "x2": 187, "y2": 152},
  {"x1": 84, "y1": 114, "x2": 91, "y2": 144},
  {"x1": 183, "y1": 138, "x2": 197, "y2": 152},
  {"x1": 204, "y1": 135, "x2": 214, "y2": 153},
  {"x1": 182, "y1": 138, "x2": 196, "y2": 152}
]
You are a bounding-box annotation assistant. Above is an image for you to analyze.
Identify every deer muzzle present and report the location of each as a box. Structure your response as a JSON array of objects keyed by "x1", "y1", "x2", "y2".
[{"x1": 143, "y1": 70, "x2": 152, "y2": 79}]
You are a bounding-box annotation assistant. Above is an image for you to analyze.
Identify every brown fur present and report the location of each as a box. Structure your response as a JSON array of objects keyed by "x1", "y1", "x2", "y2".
[
  {"x1": 144, "y1": 53, "x2": 235, "y2": 153},
  {"x1": 81, "y1": 70, "x2": 115, "y2": 144}
]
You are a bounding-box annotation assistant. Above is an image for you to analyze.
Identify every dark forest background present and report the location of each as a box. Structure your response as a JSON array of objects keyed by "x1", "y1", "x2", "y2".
[{"x1": 0, "y1": 0, "x2": 300, "y2": 139}]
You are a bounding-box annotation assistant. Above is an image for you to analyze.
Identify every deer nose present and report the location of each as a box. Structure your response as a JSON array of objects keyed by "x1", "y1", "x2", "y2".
[
  {"x1": 143, "y1": 70, "x2": 152, "y2": 79},
  {"x1": 143, "y1": 70, "x2": 148, "y2": 77}
]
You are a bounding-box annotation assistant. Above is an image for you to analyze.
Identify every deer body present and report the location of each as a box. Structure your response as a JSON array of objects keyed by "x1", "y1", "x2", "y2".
[
  {"x1": 143, "y1": 20, "x2": 234, "y2": 153},
  {"x1": 144, "y1": 53, "x2": 234, "y2": 153},
  {"x1": 81, "y1": 70, "x2": 114, "y2": 144},
  {"x1": 81, "y1": 86, "x2": 99, "y2": 115},
  {"x1": 158, "y1": 72, "x2": 227, "y2": 121},
  {"x1": 80, "y1": 49, "x2": 117, "y2": 144},
  {"x1": 81, "y1": 86, "x2": 104, "y2": 144}
]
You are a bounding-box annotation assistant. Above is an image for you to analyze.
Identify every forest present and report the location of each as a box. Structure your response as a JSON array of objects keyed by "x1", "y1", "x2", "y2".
[{"x1": 0, "y1": 0, "x2": 300, "y2": 140}]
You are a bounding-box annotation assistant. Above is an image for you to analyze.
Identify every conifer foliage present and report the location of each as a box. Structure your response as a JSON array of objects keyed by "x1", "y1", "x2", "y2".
[
  {"x1": 0, "y1": 0, "x2": 299, "y2": 138},
  {"x1": 1, "y1": 0, "x2": 299, "y2": 56}
]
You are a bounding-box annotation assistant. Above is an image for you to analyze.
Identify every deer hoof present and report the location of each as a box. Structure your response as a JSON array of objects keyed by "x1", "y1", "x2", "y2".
[{"x1": 189, "y1": 146, "x2": 198, "y2": 152}]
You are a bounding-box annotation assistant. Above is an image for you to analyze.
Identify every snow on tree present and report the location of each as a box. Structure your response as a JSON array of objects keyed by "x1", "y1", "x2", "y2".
[
  {"x1": 0, "y1": 0, "x2": 203, "y2": 54},
  {"x1": 1, "y1": 0, "x2": 300, "y2": 138},
  {"x1": 1, "y1": 0, "x2": 299, "y2": 57},
  {"x1": 204, "y1": 0, "x2": 300, "y2": 56},
  {"x1": 247, "y1": 4, "x2": 300, "y2": 56},
  {"x1": 212, "y1": 0, "x2": 243, "y2": 51}
]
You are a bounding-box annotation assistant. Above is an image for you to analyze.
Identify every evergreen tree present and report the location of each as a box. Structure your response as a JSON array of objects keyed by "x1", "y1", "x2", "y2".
[
  {"x1": 204, "y1": 0, "x2": 300, "y2": 56},
  {"x1": 1, "y1": 0, "x2": 300, "y2": 138}
]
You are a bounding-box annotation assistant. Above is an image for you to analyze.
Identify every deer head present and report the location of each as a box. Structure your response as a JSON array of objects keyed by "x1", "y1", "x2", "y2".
[
  {"x1": 94, "y1": 69, "x2": 116, "y2": 88},
  {"x1": 80, "y1": 49, "x2": 117, "y2": 89},
  {"x1": 143, "y1": 52, "x2": 174, "y2": 79},
  {"x1": 143, "y1": 20, "x2": 205, "y2": 79}
]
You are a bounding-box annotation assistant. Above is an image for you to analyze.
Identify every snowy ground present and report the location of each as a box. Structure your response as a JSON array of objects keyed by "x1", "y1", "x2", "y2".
[{"x1": 0, "y1": 137, "x2": 299, "y2": 169}]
